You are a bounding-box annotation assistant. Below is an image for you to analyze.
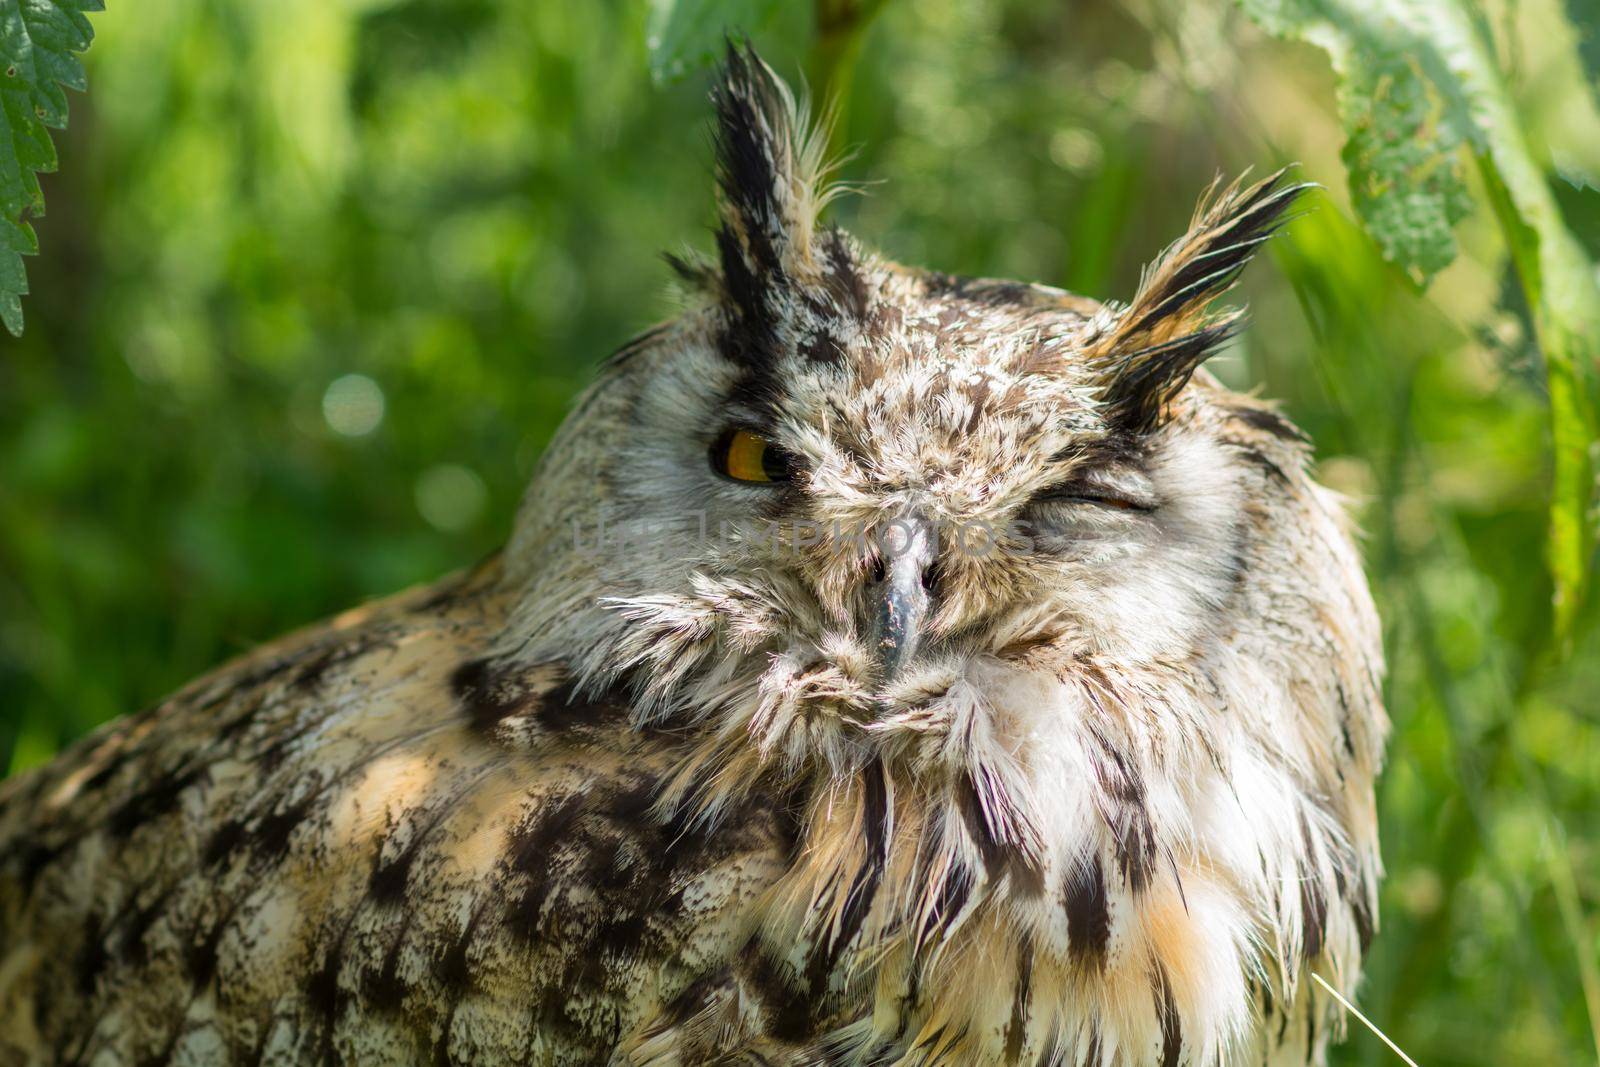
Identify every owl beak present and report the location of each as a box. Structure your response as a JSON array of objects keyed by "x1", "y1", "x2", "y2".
[{"x1": 871, "y1": 516, "x2": 938, "y2": 680}]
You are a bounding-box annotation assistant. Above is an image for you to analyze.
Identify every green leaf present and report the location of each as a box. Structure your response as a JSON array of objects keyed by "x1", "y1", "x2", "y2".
[
  {"x1": 646, "y1": 0, "x2": 783, "y2": 85},
  {"x1": 1242, "y1": 0, "x2": 1600, "y2": 649},
  {"x1": 1415, "y1": 0, "x2": 1600, "y2": 649},
  {"x1": 1237, "y1": 0, "x2": 1475, "y2": 283},
  {"x1": 0, "y1": 0, "x2": 100, "y2": 336},
  {"x1": 0, "y1": 217, "x2": 26, "y2": 335},
  {"x1": 1336, "y1": 50, "x2": 1474, "y2": 280}
]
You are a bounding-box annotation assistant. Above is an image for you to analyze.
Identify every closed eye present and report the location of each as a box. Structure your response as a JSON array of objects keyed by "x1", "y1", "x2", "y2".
[{"x1": 1031, "y1": 483, "x2": 1156, "y2": 512}]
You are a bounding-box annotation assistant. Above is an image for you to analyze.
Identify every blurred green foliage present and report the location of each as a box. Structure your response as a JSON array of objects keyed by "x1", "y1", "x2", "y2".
[{"x1": 3, "y1": 0, "x2": 1600, "y2": 1062}]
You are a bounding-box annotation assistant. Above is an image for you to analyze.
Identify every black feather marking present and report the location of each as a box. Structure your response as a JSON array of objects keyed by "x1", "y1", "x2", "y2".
[
  {"x1": 924, "y1": 856, "x2": 975, "y2": 945},
  {"x1": 1353, "y1": 888, "x2": 1377, "y2": 953},
  {"x1": 922, "y1": 273, "x2": 1037, "y2": 307},
  {"x1": 1297, "y1": 809, "x2": 1329, "y2": 962},
  {"x1": 1004, "y1": 938, "x2": 1034, "y2": 1062},
  {"x1": 1155, "y1": 963, "x2": 1182, "y2": 1067},
  {"x1": 1305, "y1": 992, "x2": 1319, "y2": 1062},
  {"x1": 964, "y1": 378, "x2": 992, "y2": 434},
  {"x1": 714, "y1": 222, "x2": 780, "y2": 358},
  {"x1": 364, "y1": 906, "x2": 418, "y2": 1012},
  {"x1": 1064, "y1": 850, "x2": 1111, "y2": 967},
  {"x1": 450, "y1": 657, "x2": 530, "y2": 734},
  {"x1": 16, "y1": 839, "x2": 67, "y2": 897},
  {"x1": 800, "y1": 330, "x2": 846, "y2": 366},
  {"x1": 248, "y1": 792, "x2": 318, "y2": 866},
  {"x1": 710, "y1": 41, "x2": 790, "y2": 275},
  {"x1": 453, "y1": 659, "x2": 623, "y2": 739},
  {"x1": 186, "y1": 913, "x2": 229, "y2": 990},
  {"x1": 708, "y1": 45, "x2": 789, "y2": 381},
  {"x1": 368, "y1": 834, "x2": 422, "y2": 904},
  {"x1": 813, "y1": 760, "x2": 890, "y2": 981},
  {"x1": 1076, "y1": 1028, "x2": 1102, "y2": 1067},
  {"x1": 749, "y1": 948, "x2": 819, "y2": 1043},
  {"x1": 202, "y1": 818, "x2": 248, "y2": 868},
  {"x1": 1083, "y1": 726, "x2": 1159, "y2": 893},
  {"x1": 958, "y1": 771, "x2": 1010, "y2": 876},
  {"x1": 539, "y1": 678, "x2": 627, "y2": 731},
  {"x1": 820, "y1": 226, "x2": 870, "y2": 324},
  {"x1": 307, "y1": 932, "x2": 350, "y2": 1025},
  {"x1": 115, "y1": 888, "x2": 174, "y2": 968},
  {"x1": 106, "y1": 764, "x2": 207, "y2": 838},
  {"x1": 434, "y1": 910, "x2": 482, "y2": 998},
  {"x1": 1301, "y1": 873, "x2": 1328, "y2": 961},
  {"x1": 661, "y1": 250, "x2": 716, "y2": 289},
  {"x1": 1230, "y1": 441, "x2": 1295, "y2": 486},
  {"x1": 79, "y1": 749, "x2": 131, "y2": 795},
  {"x1": 501, "y1": 792, "x2": 587, "y2": 943},
  {"x1": 1102, "y1": 317, "x2": 1241, "y2": 435},
  {"x1": 74, "y1": 912, "x2": 107, "y2": 996},
  {"x1": 1226, "y1": 402, "x2": 1310, "y2": 444},
  {"x1": 288, "y1": 638, "x2": 364, "y2": 691},
  {"x1": 592, "y1": 898, "x2": 653, "y2": 959},
  {"x1": 955, "y1": 770, "x2": 1046, "y2": 895}
]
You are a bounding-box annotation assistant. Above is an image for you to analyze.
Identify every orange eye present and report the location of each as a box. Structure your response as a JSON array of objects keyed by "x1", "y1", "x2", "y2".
[{"x1": 711, "y1": 428, "x2": 794, "y2": 484}]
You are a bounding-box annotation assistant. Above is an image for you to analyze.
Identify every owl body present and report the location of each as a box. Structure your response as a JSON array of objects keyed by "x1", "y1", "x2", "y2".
[{"x1": 0, "y1": 48, "x2": 1385, "y2": 1067}]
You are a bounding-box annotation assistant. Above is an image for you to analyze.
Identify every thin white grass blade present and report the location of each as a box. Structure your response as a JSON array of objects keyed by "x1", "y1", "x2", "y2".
[{"x1": 1309, "y1": 972, "x2": 1420, "y2": 1067}]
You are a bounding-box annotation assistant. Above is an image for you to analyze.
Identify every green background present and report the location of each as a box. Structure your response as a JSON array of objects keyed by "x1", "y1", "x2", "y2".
[{"x1": 3, "y1": 0, "x2": 1600, "y2": 1062}]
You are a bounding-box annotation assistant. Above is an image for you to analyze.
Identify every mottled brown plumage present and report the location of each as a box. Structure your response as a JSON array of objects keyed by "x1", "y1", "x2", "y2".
[{"x1": 0, "y1": 45, "x2": 1385, "y2": 1066}]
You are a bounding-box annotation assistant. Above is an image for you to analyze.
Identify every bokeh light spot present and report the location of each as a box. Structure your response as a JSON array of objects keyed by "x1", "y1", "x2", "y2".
[
  {"x1": 415, "y1": 463, "x2": 488, "y2": 532},
  {"x1": 322, "y1": 374, "x2": 385, "y2": 437}
]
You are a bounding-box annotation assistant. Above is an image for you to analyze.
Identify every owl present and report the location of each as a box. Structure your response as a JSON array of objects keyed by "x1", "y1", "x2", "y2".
[{"x1": 0, "y1": 45, "x2": 1385, "y2": 1067}]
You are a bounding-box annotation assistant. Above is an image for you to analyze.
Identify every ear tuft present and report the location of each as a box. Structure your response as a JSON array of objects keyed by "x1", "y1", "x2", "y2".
[
  {"x1": 1094, "y1": 168, "x2": 1312, "y2": 433},
  {"x1": 710, "y1": 41, "x2": 834, "y2": 283}
]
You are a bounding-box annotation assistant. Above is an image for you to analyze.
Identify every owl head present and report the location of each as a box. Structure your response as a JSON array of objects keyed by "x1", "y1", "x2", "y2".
[{"x1": 501, "y1": 44, "x2": 1377, "y2": 811}]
